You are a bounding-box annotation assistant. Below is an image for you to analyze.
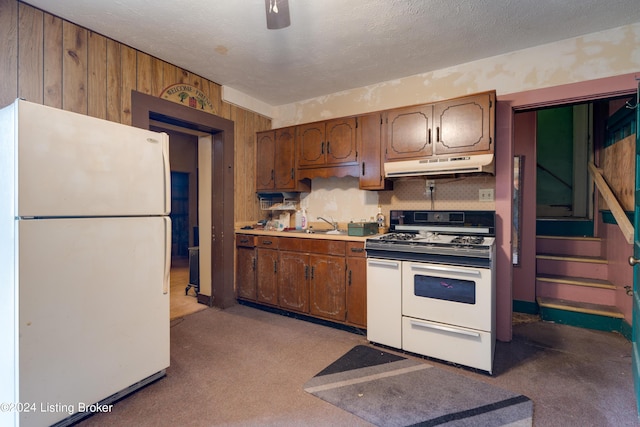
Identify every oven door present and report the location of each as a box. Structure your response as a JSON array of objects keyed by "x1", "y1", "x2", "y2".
[{"x1": 402, "y1": 261, "x2": 493, "y2": 332}]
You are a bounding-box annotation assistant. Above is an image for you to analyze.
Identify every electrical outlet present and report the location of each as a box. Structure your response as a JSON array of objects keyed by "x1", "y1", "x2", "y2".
[
  {"x1": 425, "y1": 180, "x2": 435, "y2": 196},
  {"x1": 479, "y1": 188, "x2": 494, "y2": 202}
]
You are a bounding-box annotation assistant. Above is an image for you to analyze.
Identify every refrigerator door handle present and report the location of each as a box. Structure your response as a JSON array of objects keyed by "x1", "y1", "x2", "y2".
[
  {"x1": 161, "y1": 133, "x2": 171, "y2": 215},
  {"x1": 163, "y1": 217, "x2": 172, "y2": 294}
]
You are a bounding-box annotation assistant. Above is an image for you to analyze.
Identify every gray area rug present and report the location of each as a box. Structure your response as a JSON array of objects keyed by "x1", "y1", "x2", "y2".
[{"x1": 304, "y1": 345, "x2": 533, "y2": 427}]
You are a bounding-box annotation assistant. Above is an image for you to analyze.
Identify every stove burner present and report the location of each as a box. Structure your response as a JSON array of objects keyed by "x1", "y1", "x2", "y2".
[
  {"x1": 381, "y1": 232, "x2": 417, "y2": 241},
  {"x1": 451, "y1": 236, "x2": 485, "y2": 245}
]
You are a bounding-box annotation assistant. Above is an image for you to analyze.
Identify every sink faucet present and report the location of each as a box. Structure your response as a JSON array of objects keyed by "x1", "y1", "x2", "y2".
[{"x1": 317, "y1": 216, "x2": 338, "y2": 230}]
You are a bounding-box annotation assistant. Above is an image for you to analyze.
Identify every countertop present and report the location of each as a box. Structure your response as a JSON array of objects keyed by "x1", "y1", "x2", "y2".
[{"x1": 235, "y1": 228, "x2": 374, "y2": 242}]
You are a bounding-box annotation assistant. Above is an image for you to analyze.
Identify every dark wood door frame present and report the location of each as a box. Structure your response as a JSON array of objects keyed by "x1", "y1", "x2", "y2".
[{"x1": 131, "y1": 91, "x2": 235, "y2": 309}]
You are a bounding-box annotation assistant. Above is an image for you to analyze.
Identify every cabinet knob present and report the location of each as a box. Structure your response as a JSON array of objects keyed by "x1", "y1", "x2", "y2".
[{"x1": 629, "y1": 256, "x2": 640, "y2": 266}]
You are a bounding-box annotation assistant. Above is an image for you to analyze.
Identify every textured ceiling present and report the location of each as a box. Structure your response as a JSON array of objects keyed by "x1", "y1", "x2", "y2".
[{"x1": 24, "y1": 0, "x2": 640, "y2": 106}]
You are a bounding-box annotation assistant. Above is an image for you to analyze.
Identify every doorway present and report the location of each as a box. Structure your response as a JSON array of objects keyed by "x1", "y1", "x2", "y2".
[
  {"x1": 170, "y1": 171, "x2": 191, "y2": 258},
  {"x1": 532, "y1": 97, "x2": 634, "y2": 237},
  {"x1": 132, "y1": 91, "x2": 236, "y2": 309}
]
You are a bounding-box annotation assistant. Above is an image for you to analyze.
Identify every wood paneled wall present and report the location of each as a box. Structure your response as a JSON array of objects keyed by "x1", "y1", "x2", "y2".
[{"x1": 0, "y1": 0, "x2": 269, "y2": 223}]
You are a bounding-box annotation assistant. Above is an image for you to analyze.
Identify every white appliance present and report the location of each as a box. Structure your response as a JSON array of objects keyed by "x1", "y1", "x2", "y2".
[
  {"x1": 384, "y1": 153, "x2": 494, "y2": 177},
  {"x1": 0, "y1": 99, "x2": 171, "y2": 427},
  {"x1": 366, "y1": 210, "x2": 496, "y2": 374}
]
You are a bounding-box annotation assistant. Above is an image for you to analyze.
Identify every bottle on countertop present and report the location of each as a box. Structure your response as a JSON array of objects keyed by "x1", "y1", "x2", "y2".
[
  {"x1": 376, "y1": 207, "x2": 386, "y2": 234},
  {"x1": 301, "y1": 208, "x2": 308, "y2": 230},
  {"x1": 376, "y1": 207, "x2": 385, "y2": 227},
  {"x1": 295, "y1": 208, "x2": 303, "y2": 230}
]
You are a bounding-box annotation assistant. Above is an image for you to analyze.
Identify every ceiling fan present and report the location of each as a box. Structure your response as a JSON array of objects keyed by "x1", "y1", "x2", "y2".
[{"x1": 265, "y1": 0, "x2": 290, "y2": 29}]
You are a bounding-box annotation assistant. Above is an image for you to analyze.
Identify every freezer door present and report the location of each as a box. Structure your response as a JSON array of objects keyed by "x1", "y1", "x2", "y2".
[
  {"x1": 16, "y1": 100, "x2": 170, "y2": 217},
  {"x1": 17, "y1": 216, "x2": 170, "y2": 427}
]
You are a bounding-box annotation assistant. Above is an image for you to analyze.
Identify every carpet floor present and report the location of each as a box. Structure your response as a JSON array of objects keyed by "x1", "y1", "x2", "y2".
[{"x1": 76, "y1": 304, "x2": 636, "y2": 427}]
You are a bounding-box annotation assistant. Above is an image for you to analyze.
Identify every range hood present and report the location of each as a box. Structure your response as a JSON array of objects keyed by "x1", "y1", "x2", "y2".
[{"x1": 384, "y1": 153, "x2": 494, "y2": 178}]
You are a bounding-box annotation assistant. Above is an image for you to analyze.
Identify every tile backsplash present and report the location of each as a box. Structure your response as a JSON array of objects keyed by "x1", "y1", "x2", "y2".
[
  {"x1": 379, "y1": 174, "x2": 497, "y2": 212},
  {"x1": 296, "y1": 174, "x2": 496, "y2": 227}
]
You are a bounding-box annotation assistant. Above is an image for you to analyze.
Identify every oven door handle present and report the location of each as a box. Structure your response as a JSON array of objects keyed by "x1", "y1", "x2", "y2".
[
  {"x1": 410, "y1": 264, "x2": 481, "y2": 277},
  {"x1": 409, "y1": 320, "x2": 480, "y2": 338},
  {"x1": 367, "y1": 260, "x2": 400, "y2": 269}
]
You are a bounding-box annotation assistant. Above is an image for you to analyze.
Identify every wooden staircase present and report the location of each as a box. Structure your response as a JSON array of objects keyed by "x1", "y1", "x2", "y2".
[{"x1": 535, "y1": 235, "x2": 624, "y2": 331}]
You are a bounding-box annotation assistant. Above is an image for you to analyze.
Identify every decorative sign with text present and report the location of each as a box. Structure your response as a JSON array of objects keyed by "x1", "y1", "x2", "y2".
[{"x1": 160, "y1": 83, "x2": 216, "y2": 114}]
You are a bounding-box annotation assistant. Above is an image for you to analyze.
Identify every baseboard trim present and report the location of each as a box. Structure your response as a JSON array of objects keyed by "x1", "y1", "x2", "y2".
[
  {"x1": 514, "y1": 299, "x2": 629, "y2": 339},
  {"x1": 513, "y1": 300, "x2": 539, "y2": 314},
  {"x1": 197, "y1": 293, "x2": 212, "y2": 306},
  {"x1": 237, "y1": 299, "x2": 367, "y2": 337}
]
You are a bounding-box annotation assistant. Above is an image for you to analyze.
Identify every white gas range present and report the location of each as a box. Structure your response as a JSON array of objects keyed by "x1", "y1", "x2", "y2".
[{"x1": 365, "y1": 210, "x2": 496, "y2": 374}]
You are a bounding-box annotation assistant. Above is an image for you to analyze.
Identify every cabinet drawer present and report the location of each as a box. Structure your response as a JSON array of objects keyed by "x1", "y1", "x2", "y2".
[
  {"x1": 402, "y1": 316, "x2": 494, "y2": 373},
  {"x1": 278, "y1": 237, "x2": 302, "y2": 252},
  {"x1": 256, "y1": 236, "x2": 279, "y2": 248},
  {"x1": 299, "y1": 239, "x2": 345, "y2": 255},
  {"x1": 236, "y1": 234, "x2": 256, "y2": 247},
  {"x1": 346, "y1": 242, "x2": 365, "y2": 257}
]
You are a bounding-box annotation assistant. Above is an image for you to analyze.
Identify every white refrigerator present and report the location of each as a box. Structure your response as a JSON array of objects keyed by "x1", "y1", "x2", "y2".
[{"x1": 0, "y1": 99, "x2": 171, "y2": 427}]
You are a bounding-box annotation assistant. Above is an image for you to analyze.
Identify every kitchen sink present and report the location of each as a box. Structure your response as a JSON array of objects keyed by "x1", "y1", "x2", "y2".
[
  {"x1": 283, "y1": 229, "x2": 347, "y2": 235},
  {"x1": 314, "y1": 229, "x2": 347, "y2": 235}
]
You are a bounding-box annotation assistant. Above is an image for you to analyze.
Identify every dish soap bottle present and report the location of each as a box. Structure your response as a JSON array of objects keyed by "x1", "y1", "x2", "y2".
[
  {"x1": 301, "y1": 208, "x2": 308, "y2": 230},
  {"x1": 295, "y1": 208, "x2": 303, "y2": 230}
]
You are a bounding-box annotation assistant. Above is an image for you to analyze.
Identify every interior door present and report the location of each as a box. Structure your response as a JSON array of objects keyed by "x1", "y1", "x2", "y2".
[{"x1": 632, "y1": 79, "x2": 640, "y2": 419}]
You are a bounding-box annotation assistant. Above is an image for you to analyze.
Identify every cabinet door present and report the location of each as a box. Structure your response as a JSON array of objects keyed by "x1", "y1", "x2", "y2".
[
  {"x1": 433, "y1": 92, "x2": 494, "y2": 156},
  {"x1": 325, "y1": 117, "x2": 358, "y2": 165},
  {"x1": 274, "y1": 127, "x2": 297, "y2": 190},
  {"x1": 256, "y1": 248, "x2": 278, "y2": 306},
  {"x1": 358, "y1": 113, "x2": 385, "y2": 190},
  {"x1": 385, "y1": 105, "x2": 433, "y2": 161},
  {"x1": 256, "y1": 131, "x2": 275, "y2": 190},
  {"x1": 297, "y1": 122, "x2": 326, "y2": 167},
  {"x1": 346, "y1": 244, "x2": 367, "y2": 327},
  {"x1": 309, "y1": 254, "x2": 346, "y2": 321},
  {"x1": 236, "y1": 246, "x2": 256, "y2": 300},
  {"x1": 278, "y1": 251, "x2": 309, "y2": 313}
]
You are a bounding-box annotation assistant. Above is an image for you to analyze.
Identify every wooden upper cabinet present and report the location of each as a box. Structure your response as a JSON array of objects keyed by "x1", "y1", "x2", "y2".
[
  {"x1": 433, "y1": 92, "x2": 495, "y2": 156},
  {"x1": 256, "y1": 127, "x2": 302, "y2": 192},
  {"x1": 358, "y1": 113, "x2": 389, "y2": 190},
  {"x1": 274, "y1": 127, "x2": 297, "y2": 189},
  {"x1": 384, "y1": 105, "x2": 433, "y2": 161},
  {"x1": 297, "y1": 118, "x2": 358, "y2": 168},
  {"x1": 256, "y1": 131, "x2": 276, "y2": 190},
  {"x1": 326, "y1": 118, "x2": 358, "y2": 165}
]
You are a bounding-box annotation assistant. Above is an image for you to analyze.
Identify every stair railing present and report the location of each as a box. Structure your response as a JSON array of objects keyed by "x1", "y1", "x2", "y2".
[{"x1": 588, "y1": 161, "x2": 634, "y2": 244}]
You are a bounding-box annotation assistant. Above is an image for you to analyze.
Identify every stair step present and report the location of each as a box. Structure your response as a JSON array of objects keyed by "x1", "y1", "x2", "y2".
[
  {"x1": 536, "y1": 274, "x2": 616, "y2": 290},
  {"x1": 537, "y1": 297, "x2": 624, "y2": 319},
  {"x1": 536, "y1": 275, "x2": 616, "y2": 305},
  {"x1": 536, "y1": 254, "x2": 608, "y2": 263},
  {"x1": 536, "y1": 254, "x2": 608, "y2": 280},
  {"x1": 536, "y1": 235, "x2": 602, "y2": 257}
]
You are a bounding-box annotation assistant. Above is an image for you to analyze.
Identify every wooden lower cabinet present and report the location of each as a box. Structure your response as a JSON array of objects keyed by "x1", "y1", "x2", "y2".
[
  {"x1": 346, "y1": 242, "x2": 367, "y2": 327},
  {"x1": 278, "y1": 251, "x2": 309, "y2": 313},
  {"x1": 255, "y1": 236, "x2": 279, "y2": 306},
  {"x1": 236, "y1": 235, "x2": 367, "y2": 328},
  {"x1": 309, "y1": 254, "x2": 346, "y2": 321},
  {"x1": 236, "y1": 246, "x2": 257, "y2": 300},
  {"x1": 236, "y1": 234, "x2": 257, "y2": 300}
]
